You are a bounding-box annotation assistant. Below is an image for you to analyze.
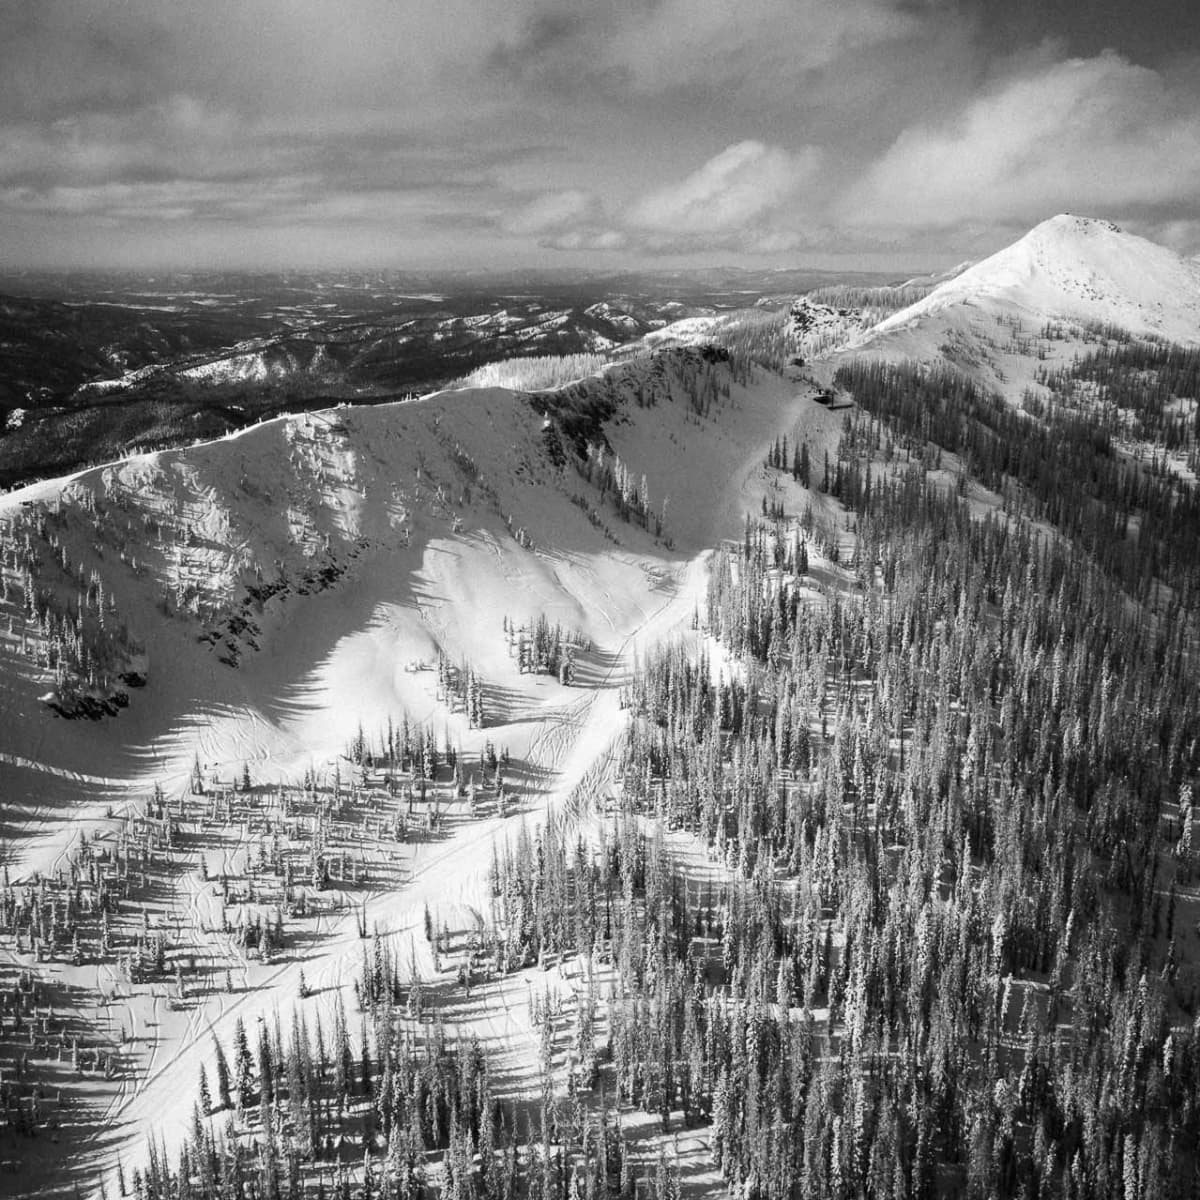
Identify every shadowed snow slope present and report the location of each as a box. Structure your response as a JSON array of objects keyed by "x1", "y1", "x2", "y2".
[
  {"x1": 871, "y1": 215, "x2": 1200, "y2": 345},
  {"x1": 0, "y1": 347, "x2": 821, "y2": 865}
]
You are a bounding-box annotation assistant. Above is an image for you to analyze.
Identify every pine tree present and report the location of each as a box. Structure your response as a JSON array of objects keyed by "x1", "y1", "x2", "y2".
[
  {"x1": 1177, "y1": 782, "x2": 1193, "y2": 860},
  {"x1": 233, "y1": 1017, "x2": 254, "y2": 1111},
  {"x1": 212, "y1": 1035, "x2": 232, "y2": 1111}
]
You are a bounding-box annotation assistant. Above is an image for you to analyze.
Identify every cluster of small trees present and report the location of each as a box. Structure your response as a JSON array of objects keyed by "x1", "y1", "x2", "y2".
[
  {"x1": 346, "y1": 713, "x2": 459, "y2": 781},
  {"x1": 0, "y1": 963, "x2": 118, "y2": 1139},
  {"x1": 0, "y1": 796, "x2": 184, "y2": 980},
  {"x1": 503, "y1": 616, "x2": 590, "y2": 684},
  {"x1": 429, "y1": 653, "x2": 487, "y2": 728},
  {"x1": 0, "y1": 505, "x2": 143, "y2": 714},
  {"x1": 765, "y1": 433, "x2": 810, "y2": 486},
  {"x1": 177, "y1": 1001, "x2": 500, "y2": 1200},
  {"x1": 581, "y1": 445, "x2": 659, "y2": 534}
]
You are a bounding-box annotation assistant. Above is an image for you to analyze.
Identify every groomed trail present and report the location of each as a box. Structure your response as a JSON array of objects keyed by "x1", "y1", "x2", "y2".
[{"x1": 0, "y1": 350, "x2": 841, "y2": 1196}]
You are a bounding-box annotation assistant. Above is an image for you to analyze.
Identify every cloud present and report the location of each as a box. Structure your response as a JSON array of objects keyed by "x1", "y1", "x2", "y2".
[
  {"x1": 3, "y1": 1, "x2": 1198, "y2": 269},
  {"x1": 524, "y1": 141, "x2": 825, "y2": 255},
  {"x1": 516, "y1": 52, "x2": 1200, "y2": 263},
  {"x1": 1151, "y1": 218, "x2": 1200, "y2": 257},
  {"x1": 627, "y1": 141, "x2": 819, "y2": 235},
  {"x1": 0, "y1": 88, "x2": 549, "y2": 235},
  {"x1": 0, "y1": 2, "x2": 506, "y2": 121},
  {"x1": 845, "y1": 51, "x2": 1200, "y2": 232},
  {"x1": 0, "y1": 2, "x2": 580, "y2": 266},
  {"x1": 500, "y1": 189, "x2": 635, "y2": 250},
  {"x1": 542, "y1": 228, "x2": 632, "y2": 252},
  {"x1": 0, "y1": 97, "x2": 244, "y2": 190},
  {"x1": 506, "y1": 189, "x2": 607, "y2": 237},
  {"x1": 509, "y1": 141, "x2": 825, "y2": 256},
  {"x1": 488, "y1": 0, "x2": 927, "y2": 102}
]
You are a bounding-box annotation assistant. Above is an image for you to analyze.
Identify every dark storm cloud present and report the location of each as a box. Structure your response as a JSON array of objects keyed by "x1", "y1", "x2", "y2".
[
  {"x1": 486, "y1": 9, "x2": 633, "y2": 95},
  {"x1": 971, "y1": 0, "x2": 1200, "y2": 66},
  {"x1": 1, "y1": 0, "x2": 1199, "y2": 269},
  {"x1": 487, "y1": 8, "x2": 589, "y2": 68},
  {"x1": 484, "y1": 0, "x2": 929, "y2": 103}
]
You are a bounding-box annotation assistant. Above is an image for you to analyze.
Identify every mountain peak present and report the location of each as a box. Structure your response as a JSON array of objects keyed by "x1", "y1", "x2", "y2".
[
  {"x1": 1033, "y1": 213, "x2": 1124, "y2": 236},
  {"x1": 872, "y1": 215, "x2": 1200, "y2": 344},
  {"x1": 1015, "y1": 214, "x2": 1143, "y2": 260}
]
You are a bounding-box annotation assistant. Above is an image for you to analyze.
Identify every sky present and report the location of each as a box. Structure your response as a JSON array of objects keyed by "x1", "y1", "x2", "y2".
[{"x1": 3, "y1": 0, "x2": 1200, "y2": 273}]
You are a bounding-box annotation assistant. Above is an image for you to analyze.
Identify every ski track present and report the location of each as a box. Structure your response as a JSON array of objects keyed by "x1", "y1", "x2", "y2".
[{"x1": 0, "y1": 754, "x2": 130, "y2": 789}]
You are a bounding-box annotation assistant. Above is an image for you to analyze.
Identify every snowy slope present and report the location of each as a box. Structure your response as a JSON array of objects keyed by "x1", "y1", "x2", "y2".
[
  {"x1": 0, "y1": 355, "x2": 759, "y2": 791},
  {"x1": 0, "y1": 346, "x2": 838, "y2": 1196},
  {"x1": 870, "y1": 215, "x2": 1200, "y2": 344},
  {"x1": 635, "y1": 314, "x2": 722, "y2": 349}
]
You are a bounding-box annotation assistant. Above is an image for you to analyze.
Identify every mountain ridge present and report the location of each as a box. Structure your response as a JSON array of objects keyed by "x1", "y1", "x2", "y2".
[{"x1": 2, "y1": 214, "x2": 1199, "y2": 1198}]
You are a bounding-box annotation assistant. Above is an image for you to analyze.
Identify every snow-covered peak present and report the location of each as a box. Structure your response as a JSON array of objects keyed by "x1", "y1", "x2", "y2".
[{"x1": 872, "y1": 214, "x2": 1200, "y2": 344}]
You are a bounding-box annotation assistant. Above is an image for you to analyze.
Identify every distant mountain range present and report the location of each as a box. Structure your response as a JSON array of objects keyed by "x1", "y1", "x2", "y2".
[{"x1": 0, "y1": 269, "x2": 902, "y2": 488}]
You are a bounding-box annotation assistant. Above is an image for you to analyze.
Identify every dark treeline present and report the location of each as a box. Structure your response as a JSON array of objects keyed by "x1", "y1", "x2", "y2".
[
  {"x1": 832, "y1": 360, "x2": 1200, "y2": 607},
  {"x1": 1036, "y1": 340, "x2": 1200, "y2": 454},
  {"x1": 586, "y1": 345, "x2": 1200, "y2": 1196},
  {"x1": 535, "y1": 346, "x2": 732, "y2": 542},
  {"x1": 604, "y1": 467, "x2": 1200, "y2": 1194},
  {"x1": 705, "y1": 310, "x2": 794, "y2": 382},
  {"x1": 804, "y1": 284, "x2": 939, "y2": 315}
]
